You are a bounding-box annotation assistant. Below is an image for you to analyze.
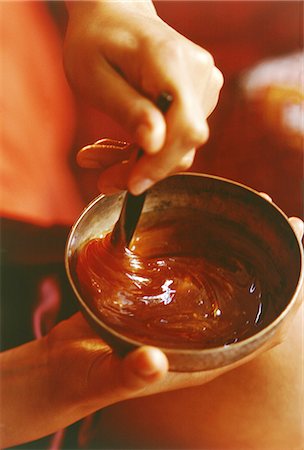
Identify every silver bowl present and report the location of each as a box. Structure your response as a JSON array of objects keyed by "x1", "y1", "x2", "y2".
[{"x1": 65, "y1": 174, "x2": 303, "y2": 372}]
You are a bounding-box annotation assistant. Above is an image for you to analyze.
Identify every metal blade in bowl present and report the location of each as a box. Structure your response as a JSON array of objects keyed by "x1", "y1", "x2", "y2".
[{"x1": 110, "y1": 92, "x2": 173, "y2": 249}]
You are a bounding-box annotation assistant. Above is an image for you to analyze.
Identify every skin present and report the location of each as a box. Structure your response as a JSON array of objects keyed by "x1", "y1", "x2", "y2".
[{"x1": 63, "y1": 0, "x2": 223, "y2": 195}]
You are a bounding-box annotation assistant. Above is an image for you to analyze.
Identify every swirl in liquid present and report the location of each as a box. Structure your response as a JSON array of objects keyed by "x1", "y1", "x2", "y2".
[{"x1": 76, "y1": 212, "x2": 281, "y2": 349}]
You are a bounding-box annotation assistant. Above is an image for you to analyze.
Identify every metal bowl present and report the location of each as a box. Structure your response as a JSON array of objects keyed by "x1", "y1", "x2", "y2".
[{"x1": 65, "y1": 174, "x2": 303, "y2": 372}]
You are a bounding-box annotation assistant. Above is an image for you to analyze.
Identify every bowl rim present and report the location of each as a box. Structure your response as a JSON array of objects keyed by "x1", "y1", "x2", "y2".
[{"x1": 65, "y1": 173, "x2": 304, "y2": 356}]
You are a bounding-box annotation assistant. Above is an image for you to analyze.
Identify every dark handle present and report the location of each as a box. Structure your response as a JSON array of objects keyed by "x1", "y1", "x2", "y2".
[{"x1": 111, "y1": 92, "x2": 173, "y2": 248}]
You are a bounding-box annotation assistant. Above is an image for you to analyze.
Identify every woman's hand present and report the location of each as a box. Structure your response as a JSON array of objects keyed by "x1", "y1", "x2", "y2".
[
  {"x1": 64, "y1": 0, "x2": 223, "y2": 195},
  {"x1": 0, "y1": 310, "x2": 243, "y2": 448},
  {"x1": 0, "y1": 313, "x2": 168, "y2": 448}
]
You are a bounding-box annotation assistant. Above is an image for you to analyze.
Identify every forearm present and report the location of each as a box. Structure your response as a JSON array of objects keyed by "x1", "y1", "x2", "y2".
[
  {"x1": 0, "y1": 313, "x2": 168, "y2": 448},
  {"x1": 0, "y1": 336, "x2": 86, "y2": 448},
  {"x1": 1, "y1": 339, "x2": 65, "y2": 447}
]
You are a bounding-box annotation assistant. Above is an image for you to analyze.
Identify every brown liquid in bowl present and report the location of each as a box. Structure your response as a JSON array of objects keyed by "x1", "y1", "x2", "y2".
[{"x1": 76, "y1": 210, "x2": 284, "y2": 349}]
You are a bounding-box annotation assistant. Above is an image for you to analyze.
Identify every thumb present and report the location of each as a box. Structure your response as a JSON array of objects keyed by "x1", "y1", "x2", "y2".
[
  {"x1": 86, "y1": 345, "x2": 169, "y2": 408},
  {"x1": 118, "y1": 346, "x2": 169, "y2": 393},
  {"x1": 288, "y1": 217, "x2": 304, "y2": 242}
]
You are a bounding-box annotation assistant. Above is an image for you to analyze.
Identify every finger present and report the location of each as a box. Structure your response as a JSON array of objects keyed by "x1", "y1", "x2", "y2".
[
  {"x1": 127, "y1": 147, "x2": 196, "y2": 195},
  {"x1": 288, "y1": 217, "x2": 304, "y2": 241},
  {"x1": 125, "y1": 82, "x2": 210, "y2": 195},
  {"x1": 128, "y1": 121, "x2": 208, "y2": 195},
  {"x1": 98, "y1": 146, "x2": 196, "y2": 195},
  {"x1": 201, "y1": 66, "x2": 224, "y2": 118},
  {"x1": 126, "y1": 56, "x2": 220, "y2": 193},
  {"x1": 97, "y1": 161, "x2": 130, "y2": 194},
  {"x1": 77, "y1": 139, "x2": 133, "y2": 169},
  {"x1": 86, "y1": 346, "x2": 169, "y2": 406},
  {"x1": 48, "y1": 316, "x2": 168, "y2": 422},
  {"x1": 259, "y1": 192, "x2": 273, "y2": 202},
  {"x1": 140, "y1": 39, "x2": 220, "y2": 116},
  {"x1": 259, "y1": 194, "x2": 303, "y2": 242},
  {"x1": 118, "y1": 346, "x2": 169, "y2": 392},
  {"x1": 76, "y1": 57, "x2": 167, "y2": 155}
]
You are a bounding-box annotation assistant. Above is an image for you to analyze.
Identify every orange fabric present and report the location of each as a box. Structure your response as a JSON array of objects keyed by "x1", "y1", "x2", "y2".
[
  {"x1": 156, "y1": 1, "x2": 302, "y2": 78},
  {"x1": 0, "y1": 2, "x2": 83, "y2": 226}
]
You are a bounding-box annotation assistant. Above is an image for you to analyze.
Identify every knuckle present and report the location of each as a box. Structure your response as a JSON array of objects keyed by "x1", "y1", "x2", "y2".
[
  {"x1": 176, "y1": 150, "x2": 196, "y2": 171},
  {"x1": 194, "y1": 120, "x2": 209, "y2": 145},
  {"x1": 134, "y1": 103, "x2": 151, "y2": 124},
  {"x1": 213, "y1": 67, "x2": 224, "y2": 89},
  {"x1": 128, "y1": 101, "x2": 153, "y2": 132},
  {"x1": 196, "y1": 49, "x2": 215, "y2": 69},
  {"x1": 181, "y1": 117, "x2": 210, "y2": 148}
]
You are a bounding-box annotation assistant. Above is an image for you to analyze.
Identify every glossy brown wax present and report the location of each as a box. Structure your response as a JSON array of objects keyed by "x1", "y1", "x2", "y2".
[{"x1": 76, "y1": 211, "x2": 283, "y2": 349}]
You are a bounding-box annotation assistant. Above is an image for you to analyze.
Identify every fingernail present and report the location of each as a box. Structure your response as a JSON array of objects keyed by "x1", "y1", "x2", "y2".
[
  {"x1": 77, "y1": 151, "x2": 103, "y2": 168},
  {"x1": 129, "y1": 177, "x2": 154, "y2": 195},
  {"x1": 79, "y1": 157, "x2": 103, "y2": 169},
  {"x1": 134, "y1": 348, "x2": 168, "y2": 378},
  {"x1": 136, "y1": 363, "x2": 160, "y2": 378}
]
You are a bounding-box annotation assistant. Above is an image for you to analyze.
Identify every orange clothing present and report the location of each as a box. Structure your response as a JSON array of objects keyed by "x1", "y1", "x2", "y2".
[{"x1": 0, "y1": 1, "x2": 83, "y2": 226}]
